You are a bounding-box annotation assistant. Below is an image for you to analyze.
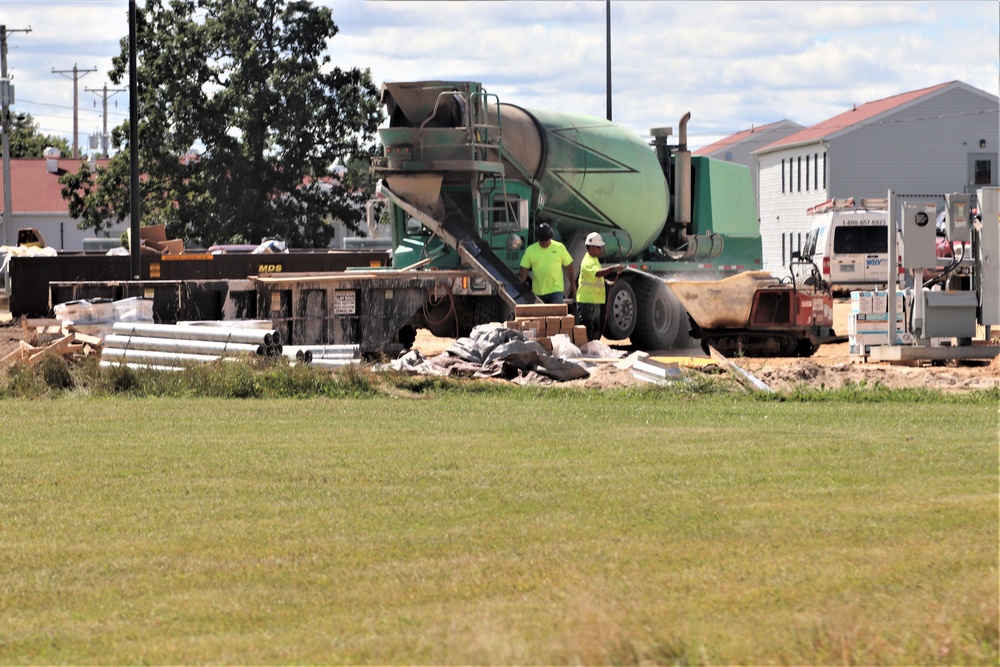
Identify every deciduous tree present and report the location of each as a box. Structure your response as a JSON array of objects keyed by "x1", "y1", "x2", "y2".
[
  {"x1": 64, "y1": 0, "x2": 382, "y2": 248},
  {"x1": 9, "y1": 112, "x2": 71, "y2": 158}
]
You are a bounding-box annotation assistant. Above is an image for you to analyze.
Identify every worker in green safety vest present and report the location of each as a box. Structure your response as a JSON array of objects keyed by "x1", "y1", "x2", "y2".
[
  {"x1": 576, "y1": 232, "x2": 623, "y2": 342},
  {"x1": 518, "y1": 223, "x2": 576, "y2": 304}
]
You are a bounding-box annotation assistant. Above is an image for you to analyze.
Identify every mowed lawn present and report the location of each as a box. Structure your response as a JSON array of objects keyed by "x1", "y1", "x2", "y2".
[{"x1": 2, "y1": 394, "x2": 997, "y2": 665}]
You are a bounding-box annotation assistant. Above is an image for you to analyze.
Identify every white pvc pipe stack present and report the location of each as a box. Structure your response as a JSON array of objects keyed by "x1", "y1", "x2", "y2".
[
  {"x1": 299, "y1": 345, "x2": 360, "y2": 357},
  {"x1": 99, "y1": 361, "x2": 185, "y2": 372},
  {"x1": 112, "y1": 321, "x2": 276, "y2": 347},
  {"x1": 104, "y1": 334, "x2": 265, "y2": 357},
  {"x1": 281, "y1": 344, "x2": 360, "y2": 367},
  {"x1": 102, "y1": 321, "x2": 282, "y2": 370},
  {"x1": 102, "y1": 348, "x2": 224, "y2": 365}
]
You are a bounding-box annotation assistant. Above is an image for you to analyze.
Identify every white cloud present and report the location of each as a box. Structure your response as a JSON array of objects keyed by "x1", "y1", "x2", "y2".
[{"x1": 5, "y1": 0, "x2": 997, "y2": 152}]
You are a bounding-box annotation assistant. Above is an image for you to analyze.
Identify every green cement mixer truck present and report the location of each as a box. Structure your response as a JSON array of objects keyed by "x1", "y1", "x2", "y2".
[{"x1": 368, "y1": 80, "x2": 762, "y2": 351}]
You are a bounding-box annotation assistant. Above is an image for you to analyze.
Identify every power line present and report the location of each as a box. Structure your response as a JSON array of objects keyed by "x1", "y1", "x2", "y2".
[{"x1": 13, "y1": 97, "x2": 75, "y2": 110}]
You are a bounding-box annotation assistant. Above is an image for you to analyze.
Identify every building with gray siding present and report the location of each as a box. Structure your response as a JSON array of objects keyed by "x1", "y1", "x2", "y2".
[{"x1": 753, "y1": 81, "x2": 998, "y2": 270}]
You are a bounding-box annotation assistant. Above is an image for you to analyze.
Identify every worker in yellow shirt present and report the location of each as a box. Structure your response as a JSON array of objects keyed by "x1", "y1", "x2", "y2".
[
  {"x1": 518, "y1": 223, "x2": 576, "y2": 304},
  {"x1": 576, "y1": 232, "x2": 623, "y2": 341}
]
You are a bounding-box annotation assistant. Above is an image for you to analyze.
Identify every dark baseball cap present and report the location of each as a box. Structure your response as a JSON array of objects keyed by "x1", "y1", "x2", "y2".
[{"x1": 537, "y1": 223, "x2": 554, "y2": 241}]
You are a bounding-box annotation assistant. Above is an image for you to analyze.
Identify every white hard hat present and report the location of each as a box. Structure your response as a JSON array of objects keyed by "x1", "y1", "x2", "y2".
[{"x1": 585, "y1": 232, "x2": 605, "y2": 247}]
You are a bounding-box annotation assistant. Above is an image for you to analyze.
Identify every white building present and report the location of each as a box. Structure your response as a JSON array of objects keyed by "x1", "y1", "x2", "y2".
[
  {"x1": 694, "y1": 119, "x2": 803, "y2": 209},
  {"x1": 753, "y1": 81, "x2": 999, "y2": 270},
  {"x1": 0, "y1": 156, "x2": 129, "y2": 251}
]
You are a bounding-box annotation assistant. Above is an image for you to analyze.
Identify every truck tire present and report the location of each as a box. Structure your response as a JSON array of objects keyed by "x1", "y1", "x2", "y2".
[
  {"x1": 423, "y1": 297, "x2": 459, "y2": 338},
  {"x1": 631, "y1": 278, "x2": 682, "y2": 351},
  {"x1": 602, "y1": 279, "x2": 637, "y2": 340},
  {"x1": 474, "y1": 296, "x2": 512, "y2": 328}
]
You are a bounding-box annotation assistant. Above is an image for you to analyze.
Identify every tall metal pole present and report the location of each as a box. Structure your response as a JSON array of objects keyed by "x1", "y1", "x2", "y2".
[
  {"x1": 1, "y1": 25, "x2": 12, "y2": 249},
  {"x1": 129, "y1": 0, "x2": 141, "y2": 278},
  {"x1": 605, "y1": 1, "x2": 612, "y2": 122},
  {"x1": 1, "y1": 24, "x2": 31, "y2": 250},
  {"x1": 52, "y1": 63, "x2": 98, "y2": 159}
]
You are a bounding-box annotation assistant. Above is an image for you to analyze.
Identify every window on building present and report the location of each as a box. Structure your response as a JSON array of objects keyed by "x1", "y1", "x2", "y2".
[
  {"x1": 975, "y1": 160, "x2": 992, "y2": 185},
  {"x1": 797, "y1": 156, "x2": 801, "y2": 192},
  {"x1": 782, "y1": 159, "x2": 785, "y2": 193},
  {"x1": 806, "y1": 155, "x2": 810, "y2": 191},
  {"x1": 814, "y1": 153, "x2": 819, "y2": 190},
  {"x1": 823, "y1": 153, "x2": 827, "y2": 188}
]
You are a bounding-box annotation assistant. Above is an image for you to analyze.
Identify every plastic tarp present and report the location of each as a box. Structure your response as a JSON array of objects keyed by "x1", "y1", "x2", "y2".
[{"x1": 447, "y1": 324, "x2": 590, "y2": 382}]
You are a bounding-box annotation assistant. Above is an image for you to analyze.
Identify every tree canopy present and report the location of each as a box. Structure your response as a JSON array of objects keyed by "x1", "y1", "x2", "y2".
[
  {"x1": 62, "y1": 0, "x2": 383, "y2": 247},
  {"x1": 9, "y1": 112, "x2": 72, "y2": 158}
]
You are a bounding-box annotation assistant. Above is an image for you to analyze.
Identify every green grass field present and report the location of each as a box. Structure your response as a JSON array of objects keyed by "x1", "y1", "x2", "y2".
[{"x1": 2, "y1": 391, "x2": 997, "y2": 664}]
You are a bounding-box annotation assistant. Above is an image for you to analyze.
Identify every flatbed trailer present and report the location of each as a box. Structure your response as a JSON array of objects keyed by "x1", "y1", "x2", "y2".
[
  {"x1": 46, "y1": 266, "x2": 499, "y2": 356},
  {"x1": 10, "y1": 249, "x2": 389, "y2": 317}
]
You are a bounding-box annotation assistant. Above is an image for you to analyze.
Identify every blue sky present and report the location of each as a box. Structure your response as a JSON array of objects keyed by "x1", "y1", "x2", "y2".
[{"x1": 3, "y1": 0, "x2": 998, "y2": 154}]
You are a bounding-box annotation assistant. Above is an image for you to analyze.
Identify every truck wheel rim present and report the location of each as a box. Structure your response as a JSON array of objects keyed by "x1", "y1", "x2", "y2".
[{"x1": 612, "y1": 291, "x2": 635, "y2": 329}]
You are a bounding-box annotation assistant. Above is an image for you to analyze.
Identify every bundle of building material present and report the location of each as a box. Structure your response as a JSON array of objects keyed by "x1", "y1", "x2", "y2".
[
  {"x1": 848, "y1": 290, "x2": 909, "y2": 358},
  {"x1": 100, "y1": 321, "x2": 282, "y2": 371},
  {"x1": 282, "y1": 344, "x2": 361, "y2": 368},
  {"x1": 505, "y1": 303, "x2": 589, "y2": 350},
  {"x1": 54, "y1": 297, "x2": 154, "y2": 340},
  {"x1": 2, "y1": 331, "x2": 102, "y2": 368},
  {"x1": 442, "y1": 323, "x2": 590, "y2": 382}
]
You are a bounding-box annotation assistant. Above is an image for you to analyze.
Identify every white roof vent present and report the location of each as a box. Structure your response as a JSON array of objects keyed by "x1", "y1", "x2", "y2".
[{"x1": 43, "y1": 147, "x2": 61, "y2": 159}]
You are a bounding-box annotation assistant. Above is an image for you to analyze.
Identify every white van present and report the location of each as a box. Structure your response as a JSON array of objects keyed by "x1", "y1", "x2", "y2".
[{"x1": 801, "y1": 209, "x2": 900, "y2": 293}]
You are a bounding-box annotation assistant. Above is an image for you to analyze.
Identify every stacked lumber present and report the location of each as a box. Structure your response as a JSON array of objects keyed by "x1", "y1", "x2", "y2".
[
  {"x1": 1, "y1": 329, "x2": 102, "y2": 368},
  {"x1": 505, "y1": 303, "x2": 589, "y2": 351}
]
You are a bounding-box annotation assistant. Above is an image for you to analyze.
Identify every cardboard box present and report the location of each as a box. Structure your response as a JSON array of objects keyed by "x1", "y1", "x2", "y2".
[
  {"x1": 544, "y1": 317, "x2": 564, "y2": 337},
  {"x1": 851, "y1": 293, "x2": 873, "y2": 314},
  {"x1": 572, "y1": 325, "x2": 589, "y2": 347},
  {"x1": 515, "y1": 303, "x2": 568, "y2": 318},
  {"x1": 849, "y1": 331, "x2": 896, "y2": 347},
  {"x1": 849, "y1": 318, "x2": 904, "y2": 335},
  {"x1": 853, "y1": 312, "x2": 903, "y2": 322},
  {"x1": 869, "y1": 291, "x2": 905, "y2": 314},
  {"x1": 535, "y1": 337, "x2": 553, "y2": 353},
  {"x1": 140, "y1": 224, "x2": 168, "y2": 245},
  {"x1": 128, "y1": 224, "x2": 185, "y2": 255},
  {"x1": 159, "y1": 239, "x2": 184, "y2": 255},
  {"x1": 519, "y1": 318, "x2": 543, "y2": 337}
]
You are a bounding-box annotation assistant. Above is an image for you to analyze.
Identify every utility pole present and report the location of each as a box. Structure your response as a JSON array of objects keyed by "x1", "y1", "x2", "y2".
[
  {"x1": 605, "y1": 0, "x2": 612, "y2": 122},
  {"x1": 128, "y1": 0, "x2": 141, "y2": 278},
  {"x1": 52, "y1": 63, "x2": 97, "y2": 159},
  {"x1": 2, "y1": 24, "x2": 32, "y2": 250},
  {"x1": 85, "y1": 83, "x2": 126, "y2": 157}
]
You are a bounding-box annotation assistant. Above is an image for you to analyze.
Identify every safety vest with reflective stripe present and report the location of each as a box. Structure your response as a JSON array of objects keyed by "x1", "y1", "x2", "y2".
[{"x1": 577, "y1": 253, "x2": 605, "y2": 304}]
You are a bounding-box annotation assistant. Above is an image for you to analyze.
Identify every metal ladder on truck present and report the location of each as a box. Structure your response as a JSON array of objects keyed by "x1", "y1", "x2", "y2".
[{"x1": 378, "y1": 86, "x2": 537, "y2": 307}]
